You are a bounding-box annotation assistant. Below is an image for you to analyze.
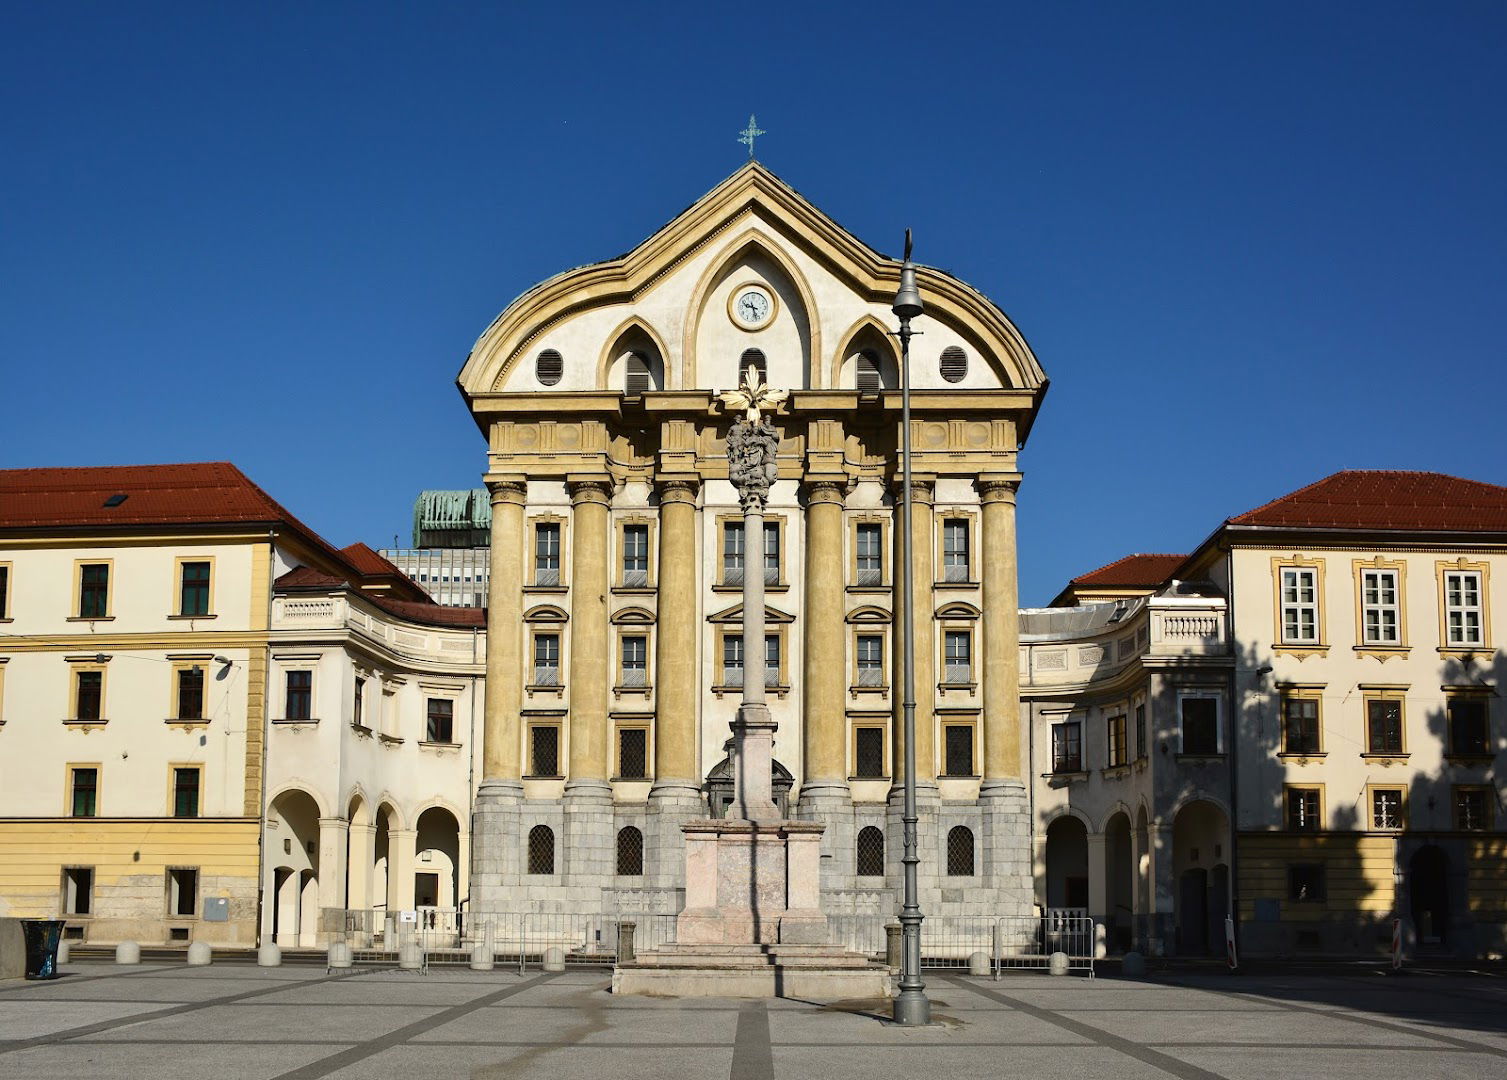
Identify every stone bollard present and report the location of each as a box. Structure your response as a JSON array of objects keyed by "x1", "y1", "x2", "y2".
[
  {"x1": 1095, "y1": 923, "x2": 1108, "y2": 960},
  {"x1": 885, "y1": 923, "x2": 902, "y2": 969},
  {"x1": 470, "y1": 928, "x2": 494, "y2": 972},
  {"x1": 968, "y1": 950, "x2": 991, "y2": 976},
  {"x1": 56, "y1": 941, "x2": 70, "y2": 965},
  {"x1": 186, "y1": 942, "x2": 212, "y2": 966},
  {"x1": 116, "y1": 941, "x2": 141, "y2": 965},
  {"x1": 327, "y1": 942, "x2": 352, "y2": 970},
  {"x1": 1121, "y1": 951, "x2": 1146, "y2": 977},
  {"x1": 398, "y1": 938, "x2": 424, "y2": 970},
  {"x1": 543, "y1": 945, "x2": 566, "y2": 972},
  {"x1": 616, "y1": 921, "x2": 636, "y2": 965},
  {"x1": 257, "y1": 943, "x2": 282, "y2": 967},
  {"x1": 1049, "y1": 951, "x2": 1070, "y2": 976}
]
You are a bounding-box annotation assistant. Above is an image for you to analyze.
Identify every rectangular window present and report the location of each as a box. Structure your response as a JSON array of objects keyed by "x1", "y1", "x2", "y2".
[
  {"x1": 617, "y1": 727, "x2": 647, "y2": 779},
  {"x1": 622, "y1": 524, "x2": 649, "y2": 587},
  {"x1": 1360, "y1": 569, "x2": 1399, "y2": 645},
  {"x1": 1106, "y1": 714, "x2": 1128, "y2": 768},
  {"x1": 1447, "y1": 697, "x2": 1490, "y2": 756},
  {"x1": 285, "y1": 670, "x2": 312, "y2": 720},
  {"x1": 75, "y1": 670, "x2": 103, "y2": 721},
  {"x1": 943, "y1": 630, "x2": 972, "y2": 684},
  {"x1": 1287, "y1": 787, "x2": 1321, "y2": 831},
  {"x1": 1279, "y1": 567, "x2": 1319, "y2": 644},
  {"x1": 1454, "y1": 787, "x2": 1491, "y2": 831},
  {"x1": 79, "y1": 563, "x2": 109, "y2": 618},
  {"x1": 723, "y1": 523, "x2": 745, "y2": 585},
  {"x1": 426, "y1": 698, "x2": 454, "y2": 743},
  {"x1": 533, "y1": 633, "x2": 561, "y2": 686},
  {"x1": 722, "y1": 634, "x2": 744, "y2": 686},
  {"x1": 70, "y1": 767, "x2": 98, "y2": 818},
  {"x1": 529, "y1": 724, "x2": 560, "y2": 776},
  {"x1": 1366, "y1": 699, "x2": 1403, "y2": 754},
  {"x1": 1134, "y1": 704, "x2": 1147, "y2": 760},
  {"x1": 179, "y1": 561, "x2": 211, "y2": 616},
  {"x1": 854, "y1": 725, "x2": 885, "y2": 778},
  {"x1": 1371, "y1": 788, "x2": 1405, "y2": 830},
  {"x1": 1288, "y1": 863, "x2": 1325, "y2": 902},
  {"x1": 943, "y1": 723, "x2": 974, "y2": 777},
  {"x1": 167, "y1": 867, "x2": 198, "y2": 918},
  {"x1": 534, "y1": 522, "x2": 561, "y2": 586},
  {"x1": 941, "y1": 519, "x2": 970, "y2": 583},
  {"x1": 62, "y1": 867, "x2": 93, "y2": 915},
  {"x1": 177, "y1": 667, "x2": 205, "y2": 721},
  {"x1": 855, "y1": 523, "x2": 882, "y2": 586},
  {"x1": 620, "y1": 635, "x2": 648, "y2": 687},
  {"x1": 1444, "y1": 570, "x2": 1484, "y2": 646},
  {"x1": 1282, "y1": 695, "x2": 1321, "y2": 755},
  {"x1": 764, "y1": 633, "x2": 780, "y2": 686},
  {"x1": 763, "y1": 522, "x2": 780, "y2": 585},
  {"x1": 353, "y1": 677, "x2": 365, "y2": 727},
  {"x1": 0, "y1": 564, "x2": 9, "y2": 618},
  {"x1": 172, "y1": 767, "x2": 200, "y2": 818},
  {"x1": 856, "y1": 634, "x2": 884, "y2": 686},
  {"x1": 1180, "y1": 695, "x2": 1220, "y2": 755},
  {"x1": 1052, "y1": 721, "x2": 1082, "y2": 773}
]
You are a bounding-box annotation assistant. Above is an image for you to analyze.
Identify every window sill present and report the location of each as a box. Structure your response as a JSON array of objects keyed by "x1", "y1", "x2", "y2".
[
  {"x1": 940, "y1": 773, "x2": 980, "y2": 781},
  {"x1": 1445, "y1": 754, "x2": 1494, "y2": 766},
  {"x1": 167, "y1": 613, "x2": 217, "y2": 621},
  {"x1": 845, "y1": 584, "x2": 891, "y2": 594},
  {"x1": 66, "y1": 615, "x2": 114, "y2": 623},
  {"x1": 1439, "y1": 646, "x2": 1490, "y2": 658},
  {"x1": 1273, "y1": 644, "x2": 1328, "y2": 660},
  {"x1": 1278, "y1": 752, "x2": 1326, "y2": 762},
  {"x1": 164, "y1": 718, "x2": 210, "y2": 728},
  {"x1": 272, "y1": 717, "x2": 319, "y2": 727},
  {"x1": 712, "y1": 684, "x2": 790, "y2": 698},
  {"x1": 523, "y1": 584, "x2": 568, "y2": 594},
  {"x1": 939, "y1": 682, "x2": 977, "y2": 692},
  {"x1": 1047, "y1": 770, "x2": 1088, "y2": 784},
  {"x1": 849, "y1": 685, "x2": 889, "y2": 697},
  {"x1": 1175, "y1": 753, "x2": 1226, "y2": 764},
  {"x1": 418, "y1": 740, "x2": 461, "y2": 751},
  {"x1": 848, "y1": 775, "x2": 889, "y2": 782},
  {"x1": 0, "y1": 617, "x2": 13, "y2": 623},
  {"x1": 527, "y1": 684, "x2": 566, "y2": 696},
  {"x1": 351, "y1": 722, "x2": 373, "y2": 736},
  {"x1": 1353, "y1": 645, "x2": 1407, "y2": 659},
  {"x1": 524, "y1": 774, "x2": 564, "y2": 781},
  {"x1": 1102, "y1": 764, "x2": 1133, "y2": 780},
  {"x1": 712, "y1": 583, "x2": 788, "y2": 593},
  {"x1": 934, "y1": 580, "x2": 980, "y2": 590},
  {"x1": 63, "y1": 718, "x2": 108, "y2": 729},
  {"x1": 377, "y1": 733, "x2": 404, "y2": 745},
  {"x1": 612, "y1": 586, "x2": 657, "y2": 596},
  {"x1": 611, "y1": 775, "x2": 651, "y2": 783},
  {"x1": 613, "y1": 685, "x2": 653, "y2": 697},
  {"x1": 1361, "y1": 752, "x2": 1409, "y2": 765}
]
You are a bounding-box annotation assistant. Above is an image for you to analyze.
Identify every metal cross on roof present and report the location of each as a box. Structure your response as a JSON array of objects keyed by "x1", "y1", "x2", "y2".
[{"x1": 737, "y1": 114, "x2": 766, "y2": 159}]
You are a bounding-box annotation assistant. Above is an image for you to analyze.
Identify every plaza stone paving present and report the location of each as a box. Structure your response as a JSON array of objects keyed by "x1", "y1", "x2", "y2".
[{"x1": 3, "y1": 963, "x2": 1507, "y2": 1080}]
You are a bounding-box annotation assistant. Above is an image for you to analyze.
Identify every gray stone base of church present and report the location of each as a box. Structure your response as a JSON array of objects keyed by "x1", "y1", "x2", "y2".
[{"x1": 469, "y1": 783, "x2": 1036, "y2": 920}]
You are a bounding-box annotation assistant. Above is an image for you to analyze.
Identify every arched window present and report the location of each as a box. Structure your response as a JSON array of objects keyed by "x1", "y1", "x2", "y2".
[
  {"x1": 855, "y1": 350, "x2": 882, "y2": 391},
  {"x1": 939, "y1": 346, "x2": 967, "y2": 384},
  {"x1": 625, "y1": 352, "x2": 651, "y2": 394},
  {"x1": 616, "y1": 826, "x2": 644, "y2": 876},
  {"x1": 856, "y1": 826, "x2": 885, "y2": 877},
  {"x1": 739, "y1": 348, "x2": 767, "y2": 383},
  {"x1": 536, "y1": 349, "x2": 563, "y2": 386},
  {"x1": 527, "y1": 824, "x2": 555, "y2": 875},
  {"x1": 946, "y1": 825, "x2": 975, "y2": 876}
]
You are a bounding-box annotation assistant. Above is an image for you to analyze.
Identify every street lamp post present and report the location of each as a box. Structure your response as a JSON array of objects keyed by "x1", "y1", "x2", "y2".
[{"x1": 891, "y1": 230, "x2": 931, "y2": 1027}]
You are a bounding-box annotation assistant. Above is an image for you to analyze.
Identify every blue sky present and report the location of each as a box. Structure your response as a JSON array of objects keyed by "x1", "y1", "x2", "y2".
[{"x1": 4, "y1": 3, "x2": 1504, "y2": 604}]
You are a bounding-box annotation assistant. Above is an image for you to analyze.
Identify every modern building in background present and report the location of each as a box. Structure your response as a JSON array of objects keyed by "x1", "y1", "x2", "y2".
[{"x1": 0, "y1": 165, "x2": 1502, "y2": 958}]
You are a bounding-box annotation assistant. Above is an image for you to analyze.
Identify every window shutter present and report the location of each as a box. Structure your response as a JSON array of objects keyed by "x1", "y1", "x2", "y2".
[
  {"x1": 625, "y1": 352, "x2": 651, "y2": 393},
  {"x1": 536, "y1": 349, "x2": 563, "y2": 386},
  {"x1": 939, "y1": 346, "x2": 967, "y2": 383},
  {"x1": 739, "y1": 348, "x2": 767, "y2": 381},
  {"x1": 855, "y1": 350, "x2": 881, "y2": 391}
]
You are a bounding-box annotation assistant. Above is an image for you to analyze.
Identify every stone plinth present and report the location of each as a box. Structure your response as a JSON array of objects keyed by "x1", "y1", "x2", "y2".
[
  {"x1": 676, "y1": 819, "x2": 827, "y2": 946},
  {"x1": 612, "y1": 942, "x2": 891, "y2": 1000}
]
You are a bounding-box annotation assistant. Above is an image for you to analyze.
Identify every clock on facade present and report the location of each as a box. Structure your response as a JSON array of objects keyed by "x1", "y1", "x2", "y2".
[{"x1": 729, "y1": 284, "x2": 775, "y2": 330}]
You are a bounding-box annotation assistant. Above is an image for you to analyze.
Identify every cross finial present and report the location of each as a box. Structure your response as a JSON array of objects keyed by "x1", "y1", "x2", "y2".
[{"x1": 737, "y1": 114, "x2": 766, "y2": 159}]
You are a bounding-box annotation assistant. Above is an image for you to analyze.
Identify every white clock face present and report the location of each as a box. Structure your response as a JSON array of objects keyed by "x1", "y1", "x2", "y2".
[{"x1": 734, "y1": 287, "x2": 772, "y2": 327}]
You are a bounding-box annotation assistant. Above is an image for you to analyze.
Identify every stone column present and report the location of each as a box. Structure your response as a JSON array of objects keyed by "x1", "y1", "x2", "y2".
[
  {"x1": 1148, "y1": 823, "x2": 1175, "y2": 956},
  {"x1": 648, "y1": 477, "x2": 704, "y2": 889},
  {"x1": 388, "y1": 828, "x2": 417, "y2": 912},
  {"x1": 977, "y1": 475, "x2": 1032, "y2": 915},
  {"x1": 732, "y1": 478, "x2": 780, "y2": 822},
  {"x1": 564, "y1": 477, "x2": 615, "y2": 888},
  {"x1": 1131, "y1": 821, "x2": 1148, "y2": 951},
  {"x1": 347, "y1": 822, "x2": 375, "y2": 912},
  {"x1": 1087, "y1": 832, "x2": 1109, "y2": 929},
  {"x1": 316, "y1": 817, "x2": 349, "y2": 942},
  {"x1": 799, "y1": 479, "x2": 853, "y2": 886},
  {"x1": 472, "y1": 478, "x2": 527, "y2": 908}
]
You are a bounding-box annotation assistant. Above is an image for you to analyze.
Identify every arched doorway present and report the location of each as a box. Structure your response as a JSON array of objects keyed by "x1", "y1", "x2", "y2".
[
  {"x1": 1045, "y1": 816, "x2": 1089, "y2": 911},
  {"x1": 1103, "y1": 812, "x2": 1134, "y2": 951},
  {"x1": 414, "y1": 806, "x2": 461, "y2": 919},
  {"x1": 1172, "y1": 799, "x2": 1229, "y2": 956},
  {"x1": 264, "y1": 789, "x2": 321, "y2": 947},
  {"x1": 1410, "y1": 845, "x2": 1449, "y2": 947}
]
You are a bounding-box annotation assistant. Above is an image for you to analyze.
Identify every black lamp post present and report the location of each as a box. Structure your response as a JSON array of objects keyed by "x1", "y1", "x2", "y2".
[{"x1": 891, "y1": 230, "x2": 931, "y2": 1027}]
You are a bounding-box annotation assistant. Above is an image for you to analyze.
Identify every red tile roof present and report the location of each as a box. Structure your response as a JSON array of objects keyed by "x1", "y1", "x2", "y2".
[
  {"x1": 370, "y1": 596, "x2": 486, "y2": 629},
  {"x1": 1071, "y1": 553, "x2": 1186, "y2": 588},
  {"x1": 275, "y1": 566, "x2": 346, "y2": 590},
  {"x1": 1228, "y1": 470, "x2": 1507, "y2": 532},
  {"x1": 340, "y1": 542, "x2": 406, "y2": 578},
  {"x1": 0, "y1": 462, "x2": 303, "y2": 530}
]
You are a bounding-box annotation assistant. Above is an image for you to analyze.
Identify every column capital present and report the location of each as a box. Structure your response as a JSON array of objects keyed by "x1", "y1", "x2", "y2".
[
  {"x1": 566, "y1": 476, "x2": 614, "y2": 506},
  {"x1": 802, "y1": 478, "x2": 848, "y2": 507},
  {"x1": 487, "y1": 479, "x2": 528, "y2": 507},
  {"x1": 976, "y1": 474, "x2": 1022, "y2": 505},
  {"x1": 890, "y1": 476, "x2": 935, "y2": 505},
  {"x1": 655, "y1": 476, "x2": 701, "y2": 506}
]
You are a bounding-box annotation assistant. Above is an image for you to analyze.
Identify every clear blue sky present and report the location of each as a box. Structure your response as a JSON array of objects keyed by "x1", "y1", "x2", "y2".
[{"x1": 4, "y1": 3, "x2": 1504, "y2": 604}]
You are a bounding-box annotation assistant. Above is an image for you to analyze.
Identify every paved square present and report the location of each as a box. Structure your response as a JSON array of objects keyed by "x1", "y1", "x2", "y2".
[{"x1": 2, "y1": 962, "x2": 1504, "y2": 1079}]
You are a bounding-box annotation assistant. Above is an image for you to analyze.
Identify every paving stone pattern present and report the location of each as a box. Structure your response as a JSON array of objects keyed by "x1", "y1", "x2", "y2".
[{"x1": 2, "y1": 962, "x2": 1505, "y2": 1079}]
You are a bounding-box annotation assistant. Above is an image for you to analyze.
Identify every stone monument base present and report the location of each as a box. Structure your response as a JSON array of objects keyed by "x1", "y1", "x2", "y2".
[{"x1": 612, "y1": 942, "x2": 892, "y2": 1000}]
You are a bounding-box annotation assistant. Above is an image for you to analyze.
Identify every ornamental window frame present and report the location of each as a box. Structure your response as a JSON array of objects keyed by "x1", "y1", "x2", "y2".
[
  {"x1": 67, "y1": 763, "x2": 101, "y2": 818},
  {"x1": 850, "y1": 715, "x2": 890, "y2": 779},
  {"x1": 68, "y1": 659, "x2": 109, "y2": 724},
  {"x1": 936, "y1": 512, "x2": 977, "y2": 586},
  {"x1": 1279, "y1": 688, "x2": 1323, "y2": 757},
  {"x1": 170, "y1": 661, "x2": 210, "y2": 724},
  {"x1": 1437, "y1": 560, "x2": 1490, "y2": 651},
  {"x1": 1284, "y1": 784, "x2": 1324, "y2": 832},
  {"x1": 526, "y1": 719, "x2": 564, "y2": 779},
  {"x1": 614, "y1": 719, "x2": 651, "y2": 781},
  {"x1": 1178, "y1": 689, "x2": 1223, "y2": 756},
  {"x1": 1272, "y1": 557, "x2": 1326, "y2": 651},
  {"x1": 940, "y1": 716, "x2": 978, "y2": 779},
  {"x1": 1445, "y1": 691, "x2": 1492, "y2": 759},
  {"x1": 1353, "y1": 558, "x2": 1405, "y2": 650},
  {"x1": 72, "y1": 559, "x2": 114, "y2": 620},
  {"x1": 1453, "y1": 785, "x2": 1494, "y2": 831},
  {"x1": 616, "y1": 517, "x2": 656, "y2": 591},
  {"x1": 1367, "y1": 784, "x2": 1407, "y2": 832},
  {"x1": 1106, "y1": 712, "x2": 1129, "y2": 768},
  {"x1": 1051, "y1": 718, "x2": 1083, "y2": 774},
  {"x1": 717, "y1": 515, "x2": 786, "y2": 590},
  {"x1": 1362, "y1": 690, "x2": 1406, "y2": 757},
  {"x1": 168, "y1": 763, "x2": 203, "y2": 819},
  {"x1": 849, "y1": 516, "x2": 890, "y2": 589},
  {"x1": 528, "y1": 516, "x2": 568, "y2": 590}
]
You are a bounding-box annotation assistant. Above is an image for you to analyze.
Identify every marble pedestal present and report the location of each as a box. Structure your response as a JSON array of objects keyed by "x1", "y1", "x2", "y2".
[{"x1": 614, "y1": 818, "x2": 892, "y2": 1000}]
